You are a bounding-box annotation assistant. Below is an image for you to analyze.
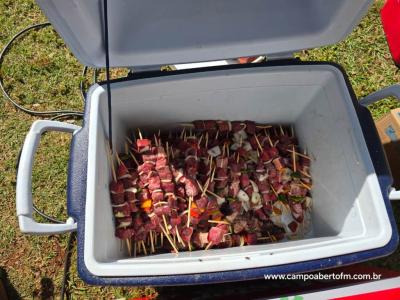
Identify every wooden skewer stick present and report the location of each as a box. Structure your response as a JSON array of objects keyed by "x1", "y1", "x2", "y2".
[
  {"x1": 187, "y1": 196, "x2": 192, "y2": 227},
  {"x1": 162, "y1": 215, "x2": 170, "y2": 234},
  {"x1": 149, "y1": 230, "x2": 155, "y2": 253},
  {"x1": 300, "y1": 182, "x2": 312, "y2": 191},
  {"x1": 211, "y1": 166, "x2": 216, "y2": 183},
  {"x1": 115, "y1": 152, "x2": 122, "y2": 166},
  {"x1": 196, "y1": 179, "x2": 204, "y2": 194},
  {"x1": 206, "y1": 189, "x2": 223, "y2": 200},
  {"x1": 126, "y1": 136, "x2": 133, "y2": 145},
  {"x1": 201, "y1": 178, "x2": 211, "y2": 197},
  {"x1": 129, "y1": 151, "x2": 140, "y2": 166},
  {"x1": 137, "y1": 241, "x2": 141, "y2": 254},
  {"x1": 299, "y1": 170, "x2": 311, "y2": 178},
  {"x1": 134, "y1": 240, "x2": 137, "y2": 257},
  {"x1": 153, "y1": 134, "x2": 158, "y2": 147},
  {"x1": 180, "y1": 127, "x2": 186, "y2": 139},
  {"x1": 267, "y1": 231, "x2": 276, "y2": 242},
  {"x1": 291, "y1": 125, "x2": 295, "y2": 138},
  {"x1": 254, "y1": 135, "x2": 263, "y2": 152},
  {"x1": 106, "y1": 144, "x2": 117, "y2": 182},
  {"x1": 159, "y1": 225, "x2": 179, "y2": 253},
  {"x1": 138, "y1": 128, "x2": 143, "y2": 140},
  {"x1": 126, "y1": 240, "x2": 132, "y2": 256},
  {"x1": 215, "y1": 130, "x2": 219, "y2": 141},
  {"x1": 205, "y1": 132, "x2": 209, "y2": 149},
  {"x1": 257, "y1": 236, "x2": 272, "y2": 241},
  {"x1": 166, "y1": 141, "x2": 170, "y2": 159},
  {"x1": 236, "y1": 152, "x2": 240, "y2": 163},
  {"x1": 267, "y1": 135, "x2": 273, "y2": 148},
  {"x1": 161, "y1": 232, "x2": 164, "y2": 247},
  {"x1": 292, "y1": 145, "x2": 297, "y2": 172},
  {"x1": 198, "y1": 134, "x2": 204, "y2": 147},
  {"x1": 270, "y1": 184, "x2": 278, "y2": 197},
  {"x1": 175, "y1": 226, "x2": 186, "y2": 247},
  {"x1": 256, "y1": 125, "x2": 272, "y2": 129},
  {"x1": 208, "y1": 220, "x2": 230, "y2": 225},
  {"x1": 125, "y1": 142, "x2": 130, "y2": 155},
  {"x1": 286, "y1": 149, "x2": 312, "y2": 160},
  {"x1": 141, "y1": 240, "x2": 148, "y2": 255},
  {"x1": 279, "y1": 125, "x2": 285, "y2": 136},
  {"x1": 205, "y1": 241, "x2": 213, "y2": 250},
  {"x1": 188, "y1": 242, "x2": 192, "y2": 252},
  {"x1": 170, "y1": 144, "x2": 175, "y2": 159},
  {"x1": 179, "y1": 123, "x2": 195, "y2": 127}
]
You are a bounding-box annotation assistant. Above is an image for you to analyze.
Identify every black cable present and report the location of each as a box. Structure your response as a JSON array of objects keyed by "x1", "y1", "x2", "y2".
[
  {"x1": 60, "y1": 232, "x2": 75, "y2": 300},
  {"x1": 79, "y1": 66, "x2": 88, "y2": 102},
  {"x1": 0, "y1": 22, "x2": 84, "y2": 118},
  {"x1": 2, "y1": 23, "x2": 92, "y2": 299},
  {"x1": 103, "y1": 0, "x2": 113, "y2": 152}
]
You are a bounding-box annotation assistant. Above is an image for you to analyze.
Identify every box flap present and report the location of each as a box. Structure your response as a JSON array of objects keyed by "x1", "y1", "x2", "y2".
[{"x1": 36, "y1": 0, "x2": 372, "y2": 67}]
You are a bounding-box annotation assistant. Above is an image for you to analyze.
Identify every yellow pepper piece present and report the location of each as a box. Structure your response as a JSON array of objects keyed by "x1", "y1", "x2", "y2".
[{"x1": 141, "y1": 199, "x2": 153, "y2": 209}]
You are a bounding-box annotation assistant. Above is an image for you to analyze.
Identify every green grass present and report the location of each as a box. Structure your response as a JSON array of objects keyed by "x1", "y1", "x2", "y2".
[{"x1": 0, "y1": 0, "x2": 399, "y2": 298}]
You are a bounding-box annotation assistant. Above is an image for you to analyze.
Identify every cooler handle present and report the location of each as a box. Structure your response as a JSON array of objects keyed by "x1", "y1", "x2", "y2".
[
  {"x1": 360, "y1": 84, "x2": 400, "y2": 200},
  {"x1": 16, "y1": 120, "x2": 80, "y2": 234}
]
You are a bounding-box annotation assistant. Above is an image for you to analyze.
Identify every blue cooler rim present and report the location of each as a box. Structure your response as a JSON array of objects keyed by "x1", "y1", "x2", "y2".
[{"x1": 67, "y1": 60, "x2": 399, "y2": 286}]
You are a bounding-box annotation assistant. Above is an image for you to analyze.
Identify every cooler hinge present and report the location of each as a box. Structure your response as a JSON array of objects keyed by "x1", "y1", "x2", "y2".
[{"x1": 266, "y1": 52, "x2": 295, "y2": 61}]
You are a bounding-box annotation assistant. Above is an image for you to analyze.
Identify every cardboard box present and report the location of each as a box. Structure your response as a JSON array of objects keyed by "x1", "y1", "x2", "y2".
[{"x1": 375, "y1": 108, "x2": 400, "y2": 189}]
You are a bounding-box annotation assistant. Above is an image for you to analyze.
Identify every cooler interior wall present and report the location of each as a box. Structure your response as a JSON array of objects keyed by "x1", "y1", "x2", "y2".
[{"x1": 88, "y1": 66, "x2": 380, "y2": 266}]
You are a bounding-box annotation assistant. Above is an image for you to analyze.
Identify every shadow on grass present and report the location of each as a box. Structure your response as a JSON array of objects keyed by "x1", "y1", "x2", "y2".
[
  {"x1": 40, "y1": 277, "x2": 54, "y2": 300},
  {"x1": 0, "y1": 267, "x2": 21, "y2": 300}
]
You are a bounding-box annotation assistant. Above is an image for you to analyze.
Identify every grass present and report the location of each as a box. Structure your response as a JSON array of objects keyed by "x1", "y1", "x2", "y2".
[{"x1": 0, "y1": 0, "x2": 399, "y2": 298}]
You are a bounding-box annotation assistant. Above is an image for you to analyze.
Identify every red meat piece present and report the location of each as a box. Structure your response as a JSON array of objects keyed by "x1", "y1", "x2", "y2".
[
  {"x1": 128, "y1": 199, "x2": 139, "y2": 213},
  {"x1": 267, "y1": 147, "x2": 279, "y2": 158},
  {"x1": 208, "y1": 225, "x2": 227, "y2": 245},
  {"x1": 115, "y1": 227, "x2": 134, "y2": 239},
  {"x1": 245, "y1": 121, "x2": 256, "y2": 135},
  {"x1": 180, "y1": 227, "x2": 194, "y2": 243},
  {"x1": 231, "y1": 121, "x2": 245, "y2": 132},
  {"x1": 230, "y1": 200, "x2": 242, "y2": 213},
  {"x1": 228, "y1": 180, "x2": 240, "y2": 198},
  {"x1": 288, "y1": 221, "x2": 298, "y2": 233},
  {"x1": 148, "y1": 175, "x2": 161, "y2": 191},
  {"x1": 137, "y1": 139, "x2": 151, "y2": 153},
  {"x1": 240, "y1": 174, "x2": 250, "y2": 188},
  {"x1": 193, "y1": 120, "x2": 206, "y2": 131},
  {"x1": 195, "y1": 196, "x2": 208, "y2": 210},
  {"x1": 151, "y1": 190, "x2": 164, "y2": 202},
  {"x1": 185, "y1": 178, "x2": 199, "y2": 197},
  {"x1": 112, "y1": 202, "x2": 131, "y2": 218},
  {"x1": 161, "y1": 181, "x2": 175, "y2": 193},
  {"x1": 117, "y1": 163, "x2": 130, "y2": 180},
  {"x1": 246, "y1": 233, "x2": 258, "y2": 245},
  {"x1": 116, "y1": 216, "x2": 133, "y2": 228}
]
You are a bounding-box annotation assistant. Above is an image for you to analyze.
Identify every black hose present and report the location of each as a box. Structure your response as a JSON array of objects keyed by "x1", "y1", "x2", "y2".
[
  {"x1": 0, "y1": 22, "x2": 84, "y2": 117},
  {"x1": 2, "y1": 23, "x2": 91, "y2": 300},
  {"x1": 60, "y1": 232, "x2": 75, "y2": 300}
]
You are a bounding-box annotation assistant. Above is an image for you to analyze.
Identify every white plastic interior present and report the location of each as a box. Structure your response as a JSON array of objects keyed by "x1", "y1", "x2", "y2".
[
  {"x1": 36, "y1": 0, "x2": 371, "y2": 67},
  {"x1": 84, "y1": 65, "x2": 392, "y2": 276}
]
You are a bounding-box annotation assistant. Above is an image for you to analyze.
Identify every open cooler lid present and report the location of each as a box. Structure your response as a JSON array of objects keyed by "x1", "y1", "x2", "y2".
[{"x1": 36, "y1": 0, "x2": 372, "y2": 68}]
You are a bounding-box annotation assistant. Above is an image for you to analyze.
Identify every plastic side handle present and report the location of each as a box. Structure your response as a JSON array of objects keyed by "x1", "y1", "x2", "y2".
[{"x1": 16, "y1": 120, "x2": 80, "y2": 234}]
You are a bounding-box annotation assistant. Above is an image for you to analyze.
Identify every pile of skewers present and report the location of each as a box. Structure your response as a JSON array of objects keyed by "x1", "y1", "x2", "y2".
[{"x1": 109, "y1": 120, "x2": 313, "y2": 256}]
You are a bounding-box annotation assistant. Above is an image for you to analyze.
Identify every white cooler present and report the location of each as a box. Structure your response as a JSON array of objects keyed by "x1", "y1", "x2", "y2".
[{"x1": 16, "y1": 0, "x2": 399, "y2": 285}]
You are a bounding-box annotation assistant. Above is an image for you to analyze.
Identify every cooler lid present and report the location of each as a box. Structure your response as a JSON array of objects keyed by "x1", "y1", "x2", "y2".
[{"x1": 36, "y1": 0, "x2": 372, "y2": 68}]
